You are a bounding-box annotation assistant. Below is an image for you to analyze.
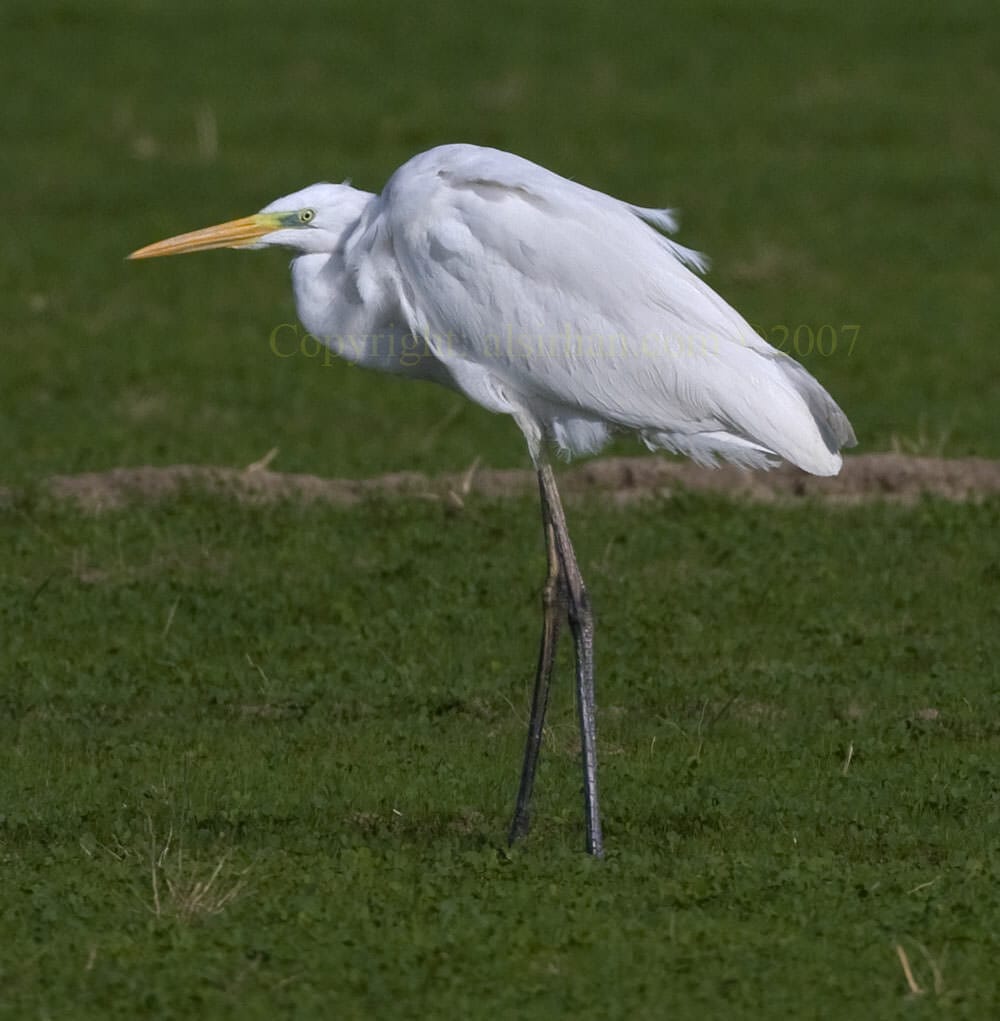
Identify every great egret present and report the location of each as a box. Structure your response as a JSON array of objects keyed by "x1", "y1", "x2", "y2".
[{"x1": 130, "y1": 143, "x2": 855, "y2": 857}]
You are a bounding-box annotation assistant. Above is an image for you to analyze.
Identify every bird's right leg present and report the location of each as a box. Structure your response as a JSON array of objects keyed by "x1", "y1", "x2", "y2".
[
  {"x1": 537, "y1": 463, "x2": 604, "y2": 858},
  {"x1": 508, "y1": 481, "x2": 566, "y2": 845}
]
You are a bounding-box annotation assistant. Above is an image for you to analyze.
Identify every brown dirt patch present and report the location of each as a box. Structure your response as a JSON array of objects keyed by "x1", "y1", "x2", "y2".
[{"x1": 8, "y1": 453, "x2": 999, "y2": 513}]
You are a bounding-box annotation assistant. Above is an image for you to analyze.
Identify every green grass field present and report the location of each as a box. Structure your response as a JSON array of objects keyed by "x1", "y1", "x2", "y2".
[{"x1": 3, "y1": 0, "x2": 1000, "y2": 1017}]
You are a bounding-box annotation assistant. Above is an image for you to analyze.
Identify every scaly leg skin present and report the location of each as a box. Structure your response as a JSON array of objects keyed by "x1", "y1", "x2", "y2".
[
  {"x1": 508, "y1": 490, "x2": 566, "y2": 846},
  {"x1": 537, "y1": 464, "x2": 604, "y2": 858}
]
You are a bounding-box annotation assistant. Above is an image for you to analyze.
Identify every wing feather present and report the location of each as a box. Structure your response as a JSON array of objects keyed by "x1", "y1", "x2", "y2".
[{"x1": 381, "y1": 145, "x2": 854, "y2": 474}]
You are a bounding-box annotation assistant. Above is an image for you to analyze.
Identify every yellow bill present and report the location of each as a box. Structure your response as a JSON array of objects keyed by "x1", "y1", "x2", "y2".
[{"x1": 128, "y1": 212, "x2": 284, "y2": 260}]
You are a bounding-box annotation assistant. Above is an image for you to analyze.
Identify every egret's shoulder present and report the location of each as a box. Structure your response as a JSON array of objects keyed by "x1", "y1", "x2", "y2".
[
  {"x1": 383, "y1": 145, "x2": 704, "y2": 271},
  {"x1": 382, "y1": 144, "x2": 550, "y2": 209},
  {"x1": 388, "y1": 143, "x2": 540, "y2": 181}
]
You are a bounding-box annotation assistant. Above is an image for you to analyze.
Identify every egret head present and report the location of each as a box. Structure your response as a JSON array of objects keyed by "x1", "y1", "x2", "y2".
[{"x1": 128, "y1": 182, "x2": 366, "y2": 260}]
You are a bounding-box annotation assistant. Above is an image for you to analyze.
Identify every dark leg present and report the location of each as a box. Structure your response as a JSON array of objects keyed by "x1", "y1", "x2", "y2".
[
  {"x1": 509, "y1": 481, "x2": 566, "y2": 845},
  {"x1": 508, "y1": 514, "x2": 563, "y2": 841},
  {"x1": 537, "y1": 464, "x2": 604, "y2": 858}
]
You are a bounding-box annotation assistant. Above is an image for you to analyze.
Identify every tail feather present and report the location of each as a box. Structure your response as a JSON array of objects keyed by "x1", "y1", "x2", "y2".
[{"x1": 767, "y1": 352, "x2": 857, "y2": 454}]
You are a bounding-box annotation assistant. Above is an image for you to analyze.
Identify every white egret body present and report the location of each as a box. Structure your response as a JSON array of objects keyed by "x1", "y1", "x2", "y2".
[{"x1": 130, "y1": 144, "x2": 856, "y2": 856}]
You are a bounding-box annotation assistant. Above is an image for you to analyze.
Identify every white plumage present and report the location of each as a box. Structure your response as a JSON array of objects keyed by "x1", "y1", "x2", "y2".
[
  {"x1": 130, "y1": 143, "x2": 856, "y2": 856},
  {"x1": 267, "y1": 145, "x2": 855, "y2": 473}
]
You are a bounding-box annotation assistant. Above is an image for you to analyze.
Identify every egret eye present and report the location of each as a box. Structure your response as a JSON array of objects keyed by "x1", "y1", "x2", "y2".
[{"x1": 298, "y1": 208, "x2": 316, "y2": 224}]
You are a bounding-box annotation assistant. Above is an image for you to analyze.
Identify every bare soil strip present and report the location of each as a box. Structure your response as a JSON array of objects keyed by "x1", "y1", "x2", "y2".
[{"x1": 7, "y1": 454, "x2": 998, "y2": 512}]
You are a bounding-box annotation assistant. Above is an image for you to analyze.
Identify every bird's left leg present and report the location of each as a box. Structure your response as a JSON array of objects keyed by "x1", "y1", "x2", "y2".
[
  {"x1": 509, "y1": 493, "x2": 566, "y2": 845},
  {"x1": 537, "y1": 463, "x2": 604, "y2": 858}
]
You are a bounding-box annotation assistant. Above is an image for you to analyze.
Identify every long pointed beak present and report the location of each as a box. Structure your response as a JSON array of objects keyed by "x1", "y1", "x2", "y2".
[{"x1": 128, "y1": 212, "x2": 284, "y2": 259}]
